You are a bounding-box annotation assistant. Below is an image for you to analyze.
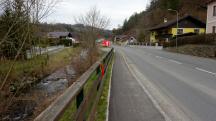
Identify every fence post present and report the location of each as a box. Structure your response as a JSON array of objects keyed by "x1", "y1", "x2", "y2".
[{"x1": 76, "y1": 89, "x2": 84, "y2": 109}]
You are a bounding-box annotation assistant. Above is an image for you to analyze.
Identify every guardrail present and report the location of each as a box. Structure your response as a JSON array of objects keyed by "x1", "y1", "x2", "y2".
[
  {"x1": 128, "y1": 42, "x2": 161, "y2": 46},
  {"x1": 34, "y1": 48, "x2": 114, "y2": 121},
  {"x1": 127, "y1": 45, "x2": 163, "y2": 50}
]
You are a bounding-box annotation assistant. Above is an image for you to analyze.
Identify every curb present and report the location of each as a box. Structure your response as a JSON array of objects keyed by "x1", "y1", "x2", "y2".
[{"x1": 106, "y1": 50, "x2": 115, "y2": 121}]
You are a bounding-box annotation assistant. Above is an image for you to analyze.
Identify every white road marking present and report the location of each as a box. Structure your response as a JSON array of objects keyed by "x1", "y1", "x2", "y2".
[
  {"x1": 106, "y1": 54, "x2": 114, "y2": 121},
  {"x1": 195, "y1": 67, "x2": 216, "y2": 76},
  {"x1": 155, "y1": 56, "x2": 164, "y2": 59},
  {"x1": 168, "y1": 59, "x2": 182, "y2": 65}
]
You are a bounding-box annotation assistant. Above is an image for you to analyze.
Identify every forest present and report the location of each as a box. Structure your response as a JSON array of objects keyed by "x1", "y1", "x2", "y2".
[{"x1": 113, "y1": 0, "x2": 207, "y2": 42}]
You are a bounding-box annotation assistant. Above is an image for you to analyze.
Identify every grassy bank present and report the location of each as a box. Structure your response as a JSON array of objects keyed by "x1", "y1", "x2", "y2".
[
  {"x1": 0, "y1": 47, "x2": 81, "y2": 92},
  {"x1": 59, "y1": 51, "x2": 114, "y2": 121},
  {"x1": 95, "y1": 56, "x2": 114, "y2": 121},
  {"x1": 59, "y1": 71, "x2": 98, "y2": 121}
]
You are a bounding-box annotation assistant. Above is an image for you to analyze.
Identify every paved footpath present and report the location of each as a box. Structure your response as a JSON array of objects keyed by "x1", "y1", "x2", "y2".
[{"x1": 108, "y1": 51, "x2": 165, "y2": 121}]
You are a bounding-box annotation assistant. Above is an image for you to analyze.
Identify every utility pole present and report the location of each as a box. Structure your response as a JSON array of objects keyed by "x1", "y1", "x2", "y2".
[{"x1": 168, "y1": 9, "x2": 179, "y2": 49}]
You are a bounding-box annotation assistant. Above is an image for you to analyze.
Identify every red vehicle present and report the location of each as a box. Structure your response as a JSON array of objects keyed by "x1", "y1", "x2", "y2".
[{"x1": 102, "y1": 40, "x2": 111, "y2": 47}]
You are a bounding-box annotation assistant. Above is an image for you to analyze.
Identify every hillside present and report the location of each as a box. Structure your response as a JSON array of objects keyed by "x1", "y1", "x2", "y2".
[
  {"x1": 38, "y1": 23, "x2": 85, "y2": 33},
  {"x1": 113, "y1": 0, "x2": 207, "y2": 42},
  {"x1": 38, "y1": 23, "x2": 112, "y2": 39}
]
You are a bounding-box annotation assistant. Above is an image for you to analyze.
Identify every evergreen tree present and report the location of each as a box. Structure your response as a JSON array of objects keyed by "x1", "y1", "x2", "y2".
[
  {"x1": 138, "y1": 30, "x2": 145, "y2": 42},
  {"x1": 0, "y1": 0, "x2": 33, "y2": 59},
  {"x1": 167, "y1": 0, "x2": 180, "y2": 10},
  {"x1": 122, "y1": 19, "x2": 128, "y2": 32}
]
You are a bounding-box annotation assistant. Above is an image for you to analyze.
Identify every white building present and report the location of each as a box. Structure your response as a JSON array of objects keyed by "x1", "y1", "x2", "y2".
[{"x1": 206, "y1": 0, "x2": 216, "y2": 33}]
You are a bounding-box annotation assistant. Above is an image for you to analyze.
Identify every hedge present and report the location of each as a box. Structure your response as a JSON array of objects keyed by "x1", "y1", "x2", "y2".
[{"x1": 163, "y1": 34, "x2": 216, "y2": 48}]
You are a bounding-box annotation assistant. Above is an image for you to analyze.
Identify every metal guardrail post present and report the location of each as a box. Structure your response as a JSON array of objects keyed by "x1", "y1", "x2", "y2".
[{"x1": 76, "y1": 89, "x2": 84, "y2": 109}]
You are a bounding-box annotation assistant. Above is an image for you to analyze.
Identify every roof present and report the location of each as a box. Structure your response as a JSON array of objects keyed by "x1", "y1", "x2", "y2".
[
  {"x1": 148, "y1": 15, "x2": 206, "y2": 31},
  {"x1": 47, "y1": 32, "x2": 71, "y2": 38},
  {"x1": 206, "y1": 0, "x2": 216, "y2": 4},
  {"x1": 115, "y1": 35, "x2": 128, "y2": 40}
]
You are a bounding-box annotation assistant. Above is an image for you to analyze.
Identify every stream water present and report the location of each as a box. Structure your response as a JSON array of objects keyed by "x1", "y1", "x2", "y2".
[{"x1": 2, "y1": 65, "x2": 76, "y2": 121}]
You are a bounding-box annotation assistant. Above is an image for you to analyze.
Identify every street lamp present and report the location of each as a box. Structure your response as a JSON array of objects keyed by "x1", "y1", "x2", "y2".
[{"x1": 168, "y1": 9, "x2": 179, "y2": 49}]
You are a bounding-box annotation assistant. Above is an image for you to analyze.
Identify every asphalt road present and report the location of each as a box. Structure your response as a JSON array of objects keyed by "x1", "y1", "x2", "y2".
[{"x1": 110, "y1": 45, "x2": 216, "y2": 121}]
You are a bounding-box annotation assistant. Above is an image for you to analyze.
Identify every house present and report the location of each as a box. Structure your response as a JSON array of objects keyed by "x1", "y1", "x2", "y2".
[
  {"x1": 114, "y1": 35, "x2": 137, "y2": 43},
  {"x1": 128, "y1": 36, "x2": 137, "y2": 43},
  {"x1": 47, "y1": 32, "x2": 79, "y2": 46},
  {"x1": 47, "y1": 32, "x2": 72, "y2": 39},
  {"x1": 149, "y1": 15, "x2": 206, "y2": 44},
  {"x1": 206, "y1": 0, "x2": 216, "y2": 33},
  {"x1": 114, "y1": 35, "x2": 128, "y2": 42}
]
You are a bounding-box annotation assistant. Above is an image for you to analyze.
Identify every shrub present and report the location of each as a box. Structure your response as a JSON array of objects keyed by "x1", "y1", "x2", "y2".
[
  {"x1": 60, "y1": 39, "x2": 72, "y2": 47},
  {"x1": 48, "y1": 38, "x2": 61, "y2": 46}
]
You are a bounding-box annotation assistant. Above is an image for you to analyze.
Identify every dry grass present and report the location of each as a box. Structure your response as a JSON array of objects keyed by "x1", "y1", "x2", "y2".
[
  {"x1": 95, "y1": 57, "x2": 113, "y2": 121},
  {"x1": 0, "y1": 46, "x2": 104, "y2": 121},
  {"x1": 0, "y1": 47, "x2": 81, "y2": 115},
  {"x1": 0, "y1": 47, "x2": 80, "y2": 91},
  {"x1": 72, "y1": 48, "x2": 99, "y2": 76}
]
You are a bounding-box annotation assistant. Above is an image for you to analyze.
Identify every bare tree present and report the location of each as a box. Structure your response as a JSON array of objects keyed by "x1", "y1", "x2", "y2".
[
  {"x1": 75, "y1": 6, "x2": 110, "y2": 48},
  {"x1": 75, "y1": 7, "x2": 110, "y2": 64},
  {"x1": 0, "y1": 0, "x2": 59, "y2": 47},
  {"x1": 31, "y1": 0, "x2": 60, "y2": 23},
  {"x1": 0, "y1": 0, "x2": 60, "y2": 105}
]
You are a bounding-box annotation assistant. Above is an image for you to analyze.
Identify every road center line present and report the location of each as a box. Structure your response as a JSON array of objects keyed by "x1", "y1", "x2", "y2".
[
  {"x1": 168, "y1": 59, "x2": 182, "y2": 65},
  {"x1": 155, "y1": 56, "x2": 164, "y2": 59},
  {"x1": 195, "y1": 67, "x2": 216, "y2": 76}
]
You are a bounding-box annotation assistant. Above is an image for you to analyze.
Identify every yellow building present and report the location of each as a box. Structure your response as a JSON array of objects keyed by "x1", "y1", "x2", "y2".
[{"x1": 149, "y1": 15, "x2": 206, "y2": 44}]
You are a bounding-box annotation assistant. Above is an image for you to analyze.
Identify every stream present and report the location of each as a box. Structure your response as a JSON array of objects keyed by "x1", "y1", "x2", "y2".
[
  {"x1": 1, "y1": 65, "x2": 76, "y2": 121},
  {"x1": 1, "y1": 48, "x2": 106, "y2": 121}
]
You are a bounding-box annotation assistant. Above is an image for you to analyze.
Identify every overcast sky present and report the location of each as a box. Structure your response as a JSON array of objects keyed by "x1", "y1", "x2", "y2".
[{"x1": 43, "y1": 0, "x2": 149, "y2": 29}]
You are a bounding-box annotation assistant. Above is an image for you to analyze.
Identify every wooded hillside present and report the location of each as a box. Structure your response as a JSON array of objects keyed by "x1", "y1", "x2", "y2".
[{"x1": 113, "y1": 0, "x2": 207, "y2": 42}]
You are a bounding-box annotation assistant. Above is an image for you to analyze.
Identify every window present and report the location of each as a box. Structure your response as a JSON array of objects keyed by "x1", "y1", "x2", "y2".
[
  {"x1": 177, "y1": 29, "x2": 183, "y2": 35},
  {"x1": 194, "y1": 29, "x2": 200, "y2": 34},
  {"x1": 213, "y1": 6, "x2": 216, "y2": 16},
  {"x1": 213, "y1": 26, "x2": 216, "y2": 34}
]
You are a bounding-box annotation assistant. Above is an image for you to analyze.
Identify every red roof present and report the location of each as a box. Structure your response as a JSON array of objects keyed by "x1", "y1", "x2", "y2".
[{"x1": 207, "y1": 0, "x2": 216, "y2": 4}]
